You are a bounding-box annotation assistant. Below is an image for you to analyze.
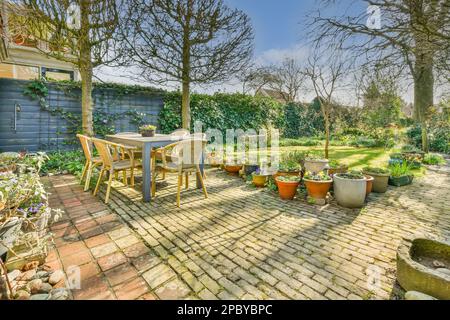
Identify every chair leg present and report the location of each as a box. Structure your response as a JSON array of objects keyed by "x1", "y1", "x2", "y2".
[
  {"x1": 80, "y1": 161, "x2": 89, "y2": 184},
  {"x1": 151, "y1": 170, "x2": 156, "y2": 197},
  {"x1": 196, "y1": 166, "x2": 208, "y2": 199},
  {"x1": 123, "y1": 170, "x2": 127, "y2": 185},
  {"x1": 130, "y1": 167, "x2": 135, "y2": 187},
  {"x1": 84, "y1": 162, "x2": 92, "y2": 192},
  {"x1": 177, "y1": 174, "x2": 182, "y2": 207},
  {"x1": 93, "y1": 168, "x2": 105, "y2": 196},
  {"x1": 185, "y1": 172, "x2": 189, "y2": 189},
  {"x1": 105, "y1": 170, "x2": 114, "y2": 204}
]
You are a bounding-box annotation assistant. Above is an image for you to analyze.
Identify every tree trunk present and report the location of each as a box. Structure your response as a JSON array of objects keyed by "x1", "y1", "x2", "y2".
[
  {"x1": 181, "y1": 79, "x2": 191, "y2": 130},
  {"x1": 79, "y1": 1, "x2": 94, "y2": 136},
  {"x1": 80, "y1": 66, "x2": 94, "y2": 136},
  {"x1": 413, "y1": 55, "x2": 434, "y2": 153},
  {"x1": 324, "y1": 114, "x2": 330, "y2": 159}
]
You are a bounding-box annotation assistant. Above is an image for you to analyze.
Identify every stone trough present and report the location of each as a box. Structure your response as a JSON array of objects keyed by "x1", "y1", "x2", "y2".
[{"x1": 397, "y1": 237, "x2": 450, "y2": 300}]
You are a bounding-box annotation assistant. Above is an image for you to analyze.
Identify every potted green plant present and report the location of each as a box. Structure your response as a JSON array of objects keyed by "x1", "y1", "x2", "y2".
[
  {"x1": 333, "y1": 172, "x2": 367, "y2": 208},
  {"x1": 244, "y1": 163, "x2": 260, "y2": 176},
  {"x1": 362, "y1": 167, "x2": 391, "y2": 193},
  {"x1": 303, "y1": 171, "x2": 333, "y2": 201},
  {"x1": 252, "y1": 169, "x2": 269, "y2": 188},
  {"x1": 139, "y1": 124, "x2": 157, "y2": 137},
  {"x1": 327, "y1": 159, "x2": 348, "y2": 175},
  {"x1": 388, "y1": 162, "x2": 414, "y2": 187},
  {"x1": 275, "y1": 175, "x2": 300, "y2": 200}
]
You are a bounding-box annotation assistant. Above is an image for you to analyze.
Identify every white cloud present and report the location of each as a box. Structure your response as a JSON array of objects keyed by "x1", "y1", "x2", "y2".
[{"x1": 254, "y1": 44, "x2": 311, "y2": 66}]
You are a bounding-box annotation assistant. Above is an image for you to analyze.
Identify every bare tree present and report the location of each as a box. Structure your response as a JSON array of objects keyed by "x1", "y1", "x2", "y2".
[
  {"x1": 307, "y1": 0, "x2": 450, "y2": 152},
  {"x1": 304, "y1": 48, "x2": 350, "y2": 158},
  {"x1": 267, "y1": 57, "x2": 306, "y2": 103},
  {"x1": 121, "y1": 0, "x2": 254, "y2": 130},
  {"x1": 237, "y1": 66, "x2": 275, "y2": 95},
  {"x1": 12, "y1": 0, "x2": 122, "y2": 136}
]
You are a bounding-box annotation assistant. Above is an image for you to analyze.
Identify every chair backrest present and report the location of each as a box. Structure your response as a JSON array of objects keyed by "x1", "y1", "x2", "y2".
[
  {"x1": 77, "y1": 134, "x2": 93, "y2": 161},
  {"x1": 91, "y1": 138, "x2": 114, "y2": 167},
  {"x1": 171, "y1": 129, "x2": 190, "y2": 138},
  {"x1": 170, "y1": 139, "x2": 205, "y2": 167}
]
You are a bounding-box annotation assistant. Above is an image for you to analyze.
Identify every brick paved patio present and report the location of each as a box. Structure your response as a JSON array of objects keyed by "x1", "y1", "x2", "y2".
[{"x1": 43, "y1": 166, "x2": 450, "y2": 300}]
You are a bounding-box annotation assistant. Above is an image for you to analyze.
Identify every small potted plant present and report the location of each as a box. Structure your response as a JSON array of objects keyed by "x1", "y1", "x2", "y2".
[
  {"x1": 244, "y1": 163, "x2": 260, "y2": 176},
  {"x1": 252, "y1": 169, "x2": 268, "y2": 188},
  {"x1": 139, "y1": 124, "x2": 157, "y2": 137},
  {"x1": 303, "y1": 171, "x2": 333, "y2": 201},
  {"x1": 388, "y1": 162, "x2": 414, "y2": 187},
  {"x1": 327, "y1": 159, "x2": 348, "y2": 175},
  {"x1": 275, "y1": 175, "x2": 300, "y2": 200},
  {"x1": 224, "y1": 162, "x2": 243, "y2": 174},
  {"x1": 333, "y1": 171, "x2": 367, "y2": 208},
  {"x1": 362, "y1": 167, "x2": 391, "y2": 193},
  {"x1": 364, "y1": 175, "x2": 374, "y2": 196}
]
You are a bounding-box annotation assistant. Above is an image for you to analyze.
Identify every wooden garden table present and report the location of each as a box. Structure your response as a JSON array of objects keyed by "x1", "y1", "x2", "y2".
[{"x1": 106, "y1": 133, "x2": 204, "y2": 203}]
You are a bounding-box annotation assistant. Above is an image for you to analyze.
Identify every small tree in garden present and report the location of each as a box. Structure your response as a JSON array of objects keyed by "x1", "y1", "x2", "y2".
[
  {"x1": 15, "y1": 0, "x2": 122, "y2": 136},
  {"x1": 308, "y1": 0, "x2": 450, "y2": 152},
  {"x1": 266, "y1": 57, "x2": 306, "y2": 103},
  {"x1": 121, "y1": 0, "x2": 254, "y2": 130},
  {"x1": 304, "y1": 48, "x2": 350, "y2": 159}
]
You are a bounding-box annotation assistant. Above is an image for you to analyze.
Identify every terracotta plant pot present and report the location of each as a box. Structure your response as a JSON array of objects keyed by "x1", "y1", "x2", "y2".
[
  {"x1": 272, "y1": 171, "x2": 300, "y2": 186},
  {"x1": 328, "y1": 165, "x2": 348, "y2": 175},
  {"x1": 252, "y1": 174, "x2": 267, "y2": 188},
  {"x1": 303, "y1": 179, "x2": 333, "y2": 200},
  {"x1": 363, "y1": 170, "x2": 390, "y2": 193},
  {"x1": 275, "y1": 178, "x2": 300, "y2": 200},
  {"x1": 141, "y1": 130, "x2": 155, "y2": 137},
  {"x1": 365, "y1": 175, "x2": 374, "y2": 196},
  {"x1": 304, "y1": 159, "x2": 329, "y2": 173},
  {"x1": 333, "y1": 174, "x2": 367, "y2": 208},
  {"x1": 224, "y1": 165, "x2": 243, "y2": 174}
]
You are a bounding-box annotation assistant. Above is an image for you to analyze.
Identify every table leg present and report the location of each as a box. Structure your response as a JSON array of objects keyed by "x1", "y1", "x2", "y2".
[
  {"x1": 196, "y1": 151, "x2": 204, "y2": 189},
  {"x1": 142, "y1": 143, "x2": 152, "y2": 202}
]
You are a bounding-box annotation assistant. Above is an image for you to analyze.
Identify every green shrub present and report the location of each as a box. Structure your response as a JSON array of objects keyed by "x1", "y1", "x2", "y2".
[
  {"x1": 41, "y1": 150, "x2": 85, "y2": 175},
  {"x1": 423, "y1": 153, "x2": 446, "y2": 165},
  {"x1": 389, "y1": 162, "x2": 413, "y2": 177},
  {"x1": 279, "y1": 138, "x2": 321, "y2": 147}
]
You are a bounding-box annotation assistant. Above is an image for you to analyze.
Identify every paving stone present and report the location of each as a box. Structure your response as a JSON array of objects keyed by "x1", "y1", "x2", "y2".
[
  {"x1": 142, "y1": 264, "x2": 177, "y2": 289},
  {"x1": 155, "y1": 279, "x2": 191, "y2": 300}
]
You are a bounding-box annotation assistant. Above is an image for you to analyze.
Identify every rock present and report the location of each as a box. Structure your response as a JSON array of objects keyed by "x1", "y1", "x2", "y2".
[
  {"x1": 14, "y1": 290, "x2": 30, "y2": 300},
  {"x1": 41, "y1": 277, "x2": 49, "y2": 283},
  {"x1": 436, "y1": 268, "x2": 450, "y2": 276},
  {"x1": 33, "y1": 271, "x2": 49, "y2": 280},
  {"x1": 19, "y1": 269, "x2": 36, "y2": 281},
  {"x1": 432, "y1": 260, "x2": 445, "y2": 268},
  {"x1": 7, "y1": 270, "x2": 21, "y2": 281},
  {"x1": 22, "y1": 261, "x2": 40, "y2": 271},
  {"x1": 49, "y1": 288, "x2": 70, "y2": 300},
  {"x1": 38, "y1": 283, "x2": 53, "y2": 294},
  {"x1": 30, "y1": 293, "x2": 49, "y2": 300},
  {"x1": 27, "y1": 279, "x2": 43, "y2": 294},
  {"x1": 405, "y1": 291, "x2": 437, "y2": 300},
  {"x1": 48, "y1": 270, "x2": 64, "y2": 285}
]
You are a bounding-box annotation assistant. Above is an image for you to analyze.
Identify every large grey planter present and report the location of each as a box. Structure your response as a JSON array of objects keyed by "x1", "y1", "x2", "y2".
[
  {"x1": 397, "y1": 238, "x2": 450, "y2": 300},
  {"x1": 333, "y1": 174, "x2": 366, "y2": 208},
  {"x1": 304, "y1": 159, "x2": 329, "y2": 173}
]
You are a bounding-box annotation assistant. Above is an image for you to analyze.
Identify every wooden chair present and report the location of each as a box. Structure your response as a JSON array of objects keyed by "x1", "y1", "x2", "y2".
[
  {"x1": 152, "y1": 139, "x2": 207, "y2": 207},
  {"x1": 77, "y1": 134, "x2": 103, "y2": 192},
  {"x1": 92, "y1": 138, "x2": 139, "y2": 204},
  {"x1": 152, "y1": 129, "x2": 190, "y2": 180}
]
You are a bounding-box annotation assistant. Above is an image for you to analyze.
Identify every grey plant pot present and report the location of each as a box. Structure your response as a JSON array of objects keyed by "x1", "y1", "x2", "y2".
[
  {"x1": 333, "y1": 174, "x2": 367, "y2": 208},
  {"x1": 304, "y1": 159, "x2": 329, "y2": 173},
  {"x1": 363, "y1": 171, "x2": 390, "y2": 193}
]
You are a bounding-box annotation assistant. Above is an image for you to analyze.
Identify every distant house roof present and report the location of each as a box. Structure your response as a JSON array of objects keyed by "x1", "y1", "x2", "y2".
[{"x1": 255, "y1": 88, "x2": 288, "y2": 104}]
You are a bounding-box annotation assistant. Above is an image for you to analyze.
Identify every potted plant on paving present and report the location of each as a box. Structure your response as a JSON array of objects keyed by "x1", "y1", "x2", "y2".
[
  {"x1": 362, "y1": 167, "x2": 391, "y2": 193},
  {"x1": 327, "y1": 159, "x2": 348, "y2": 175},
  {"x1": 139, "y1": 124, "x2": 156, "y2": 137},
  {"x1": 244, "y1": 163, "x2": 260, "y2": 176},
  {"x1": 388, "y1": 162, "x2": 414, "y2": 187},
  {"x1": 333, "y1": 171, "x2": 367, "y2": 208},
  {"x1": 364, "y1": 175, "x2": 374, "y2": 196},
  {"x1": 303, "y1": 171, "x2": 333, "y2": 202},
  {"x1": 275, "y1": 175, "x2": 300, "y2": 200},
  {"x1": 252, "y1": 168, "x2": 269, "y2": 188}
]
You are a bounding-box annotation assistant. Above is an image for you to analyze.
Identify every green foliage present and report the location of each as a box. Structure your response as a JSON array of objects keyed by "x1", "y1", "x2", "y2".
[
  {"x1": 160, "y1": 91, "x2": 282, "y2": 133},
  {"x1": 422, "y1": 153, "x2": 446, "y2": 165},
  {"x1": 336, "y1": 172, "x2": 365, "y2": 179},
  {"x1": 279, "y1": 138, "x2": 321, "y2": 147},
  {"x1": 363, "y1": 166, "x2": 390, "y2": 175},
  {"x1": 303, "y1": 171, "x2": 332, "y2": 181},
  {"x1": 280, "y1": 101, "x2": 324, "y2": 138},
  {"x1": 41, "y1": 150, "x2": 86, "y2": 175},
  {"x1": 389, "y1": 161, "x2": 413, "y2": 177},
  {"x1": 276, "y1": 175, "x2": 300, "y2": 182}
]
